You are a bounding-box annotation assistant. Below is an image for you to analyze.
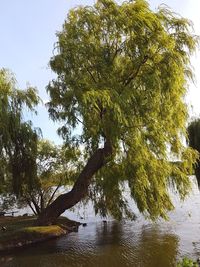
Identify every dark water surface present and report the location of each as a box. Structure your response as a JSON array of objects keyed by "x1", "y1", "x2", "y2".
[{"x1": 1, "y1": 176, "x2": 200, "y2": 267}]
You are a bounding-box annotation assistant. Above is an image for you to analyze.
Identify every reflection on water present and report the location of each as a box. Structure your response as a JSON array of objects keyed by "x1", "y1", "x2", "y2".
[
  {"x1": 0, "y1": 222, "x2": 179, "y2": 267},
  {"x1": 1, "y1": 176, "x2": 200, "y2": 267}
]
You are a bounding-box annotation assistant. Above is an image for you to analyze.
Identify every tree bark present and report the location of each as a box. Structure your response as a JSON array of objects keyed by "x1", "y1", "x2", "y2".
[
  {"x1": 30, "y1": 194, "x2": 41, "y2": 214},
  {"x1": 26, "y1": 199, "x2": 37, "y2": 215},
  {"x1": 195, "y1": 161, "x2": 200, "y2": 188},
  {"x1": 36, "y1": 140, "x2": 112, "y2": 225}
]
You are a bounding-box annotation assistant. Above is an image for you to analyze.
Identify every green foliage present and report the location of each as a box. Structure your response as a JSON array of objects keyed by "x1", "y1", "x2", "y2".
[
  {"x1": 188, "y1": 119, "x2": 200, "y2": 153},
  {"x1": 177, "y1": 257, "x2": 198, "y2": 267},
  {"x1": 46, "y1": 0, "x2": 198, "y2": 219},
  {"x1": 18, "y1": 139, "x2": 82, "y2": 215},
  {"x1": 0, "y1": 68, "x2": 40, "y2": 197},
  {"x1": 187, "y1": 118, "x2": 200, "y2": 184}
]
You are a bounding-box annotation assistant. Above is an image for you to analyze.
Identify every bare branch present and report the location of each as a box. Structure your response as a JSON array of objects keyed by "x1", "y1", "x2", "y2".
[{"x1": 46, "y1": 182, "x2": 62, "y2": 207}]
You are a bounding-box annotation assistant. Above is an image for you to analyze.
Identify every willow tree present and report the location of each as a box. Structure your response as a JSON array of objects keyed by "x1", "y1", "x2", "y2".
[
  {"x1": 187, "y1": 119, "x2": 200, "y2": 185},
  {"x1": 16, "y1": 140, "x2": 81, "y2": 215},
  {"x1": 37, "y1": 0, "x2": 198, "y2": 225},
  {"x1": 0, "y1": 68, "x2": 39, "y2": 198}
]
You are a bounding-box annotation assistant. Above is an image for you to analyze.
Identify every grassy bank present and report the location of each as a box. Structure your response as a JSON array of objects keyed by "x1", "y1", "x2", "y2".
[{"x1": 0, "y1": 216, "x2": 80, "y2": 252}]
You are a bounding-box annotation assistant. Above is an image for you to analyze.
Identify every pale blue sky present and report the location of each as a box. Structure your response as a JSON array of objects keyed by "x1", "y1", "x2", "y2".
[{"x1": 0, "y1": 0, "x2": 199, "y2": 143}]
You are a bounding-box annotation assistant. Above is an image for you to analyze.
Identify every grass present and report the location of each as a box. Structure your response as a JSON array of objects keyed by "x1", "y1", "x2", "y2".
[{"x1": 23, "y1": 225, "x2": 63, "y2": 234}]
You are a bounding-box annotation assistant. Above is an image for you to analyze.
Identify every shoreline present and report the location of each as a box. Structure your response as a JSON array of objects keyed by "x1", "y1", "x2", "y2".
[{"x1": 0, "y1": 216, "x2": 81, "y2": 253}]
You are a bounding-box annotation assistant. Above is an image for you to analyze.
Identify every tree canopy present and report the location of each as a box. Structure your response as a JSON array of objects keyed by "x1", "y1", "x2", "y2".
[
  {"x1": 0, "y1": 69, "x2": 83, "y2": 214},
  {"x1": 187, "y1": 119, "x2": 200, "y2": 185},
  {"x1": 36, "y1": 0, "x2": 198, "y2": 224},
  {"x1": 0, "y1": 68, "x2": 39, "y2": 197}
]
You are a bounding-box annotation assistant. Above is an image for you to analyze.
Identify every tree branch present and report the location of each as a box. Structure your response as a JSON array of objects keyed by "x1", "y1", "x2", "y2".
[
  {"x1": 85, "y1": 66, "x2": 97, "y2": 84},
  {"x1": 46, "y1": 183, "x2": 62, "y2": 207},
  {"x1": 123, "y1": 55, "x2": 148, "y2": 87},
  {"x1": 36, "y1": 139, "x2": 113, "y2": 225},
  {"x1": 29, "y1": 194, "x2": 41, "y2": 215},
  {"x1": 26, "y1": 198, "x2": 37, "y2": 215}
]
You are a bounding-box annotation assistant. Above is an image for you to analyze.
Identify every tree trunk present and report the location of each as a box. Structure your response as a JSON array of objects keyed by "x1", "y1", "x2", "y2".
[
  {"x1": 36, "y1": 141, "x2": 112, "y2": 226},
  {"x1": 195, "y1": 161, "x2": 200, "y2": 188}
]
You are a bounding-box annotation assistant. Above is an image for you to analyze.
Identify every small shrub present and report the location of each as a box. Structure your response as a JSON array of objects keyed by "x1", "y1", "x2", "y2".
[{"x1": 177, "y1": 257, "x2": 198, "y2": 267}]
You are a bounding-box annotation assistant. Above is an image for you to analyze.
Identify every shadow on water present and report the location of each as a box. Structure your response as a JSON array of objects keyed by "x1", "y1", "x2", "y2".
[{"x1": 0, "y1": 220, "x2": 179, "y2": 267}]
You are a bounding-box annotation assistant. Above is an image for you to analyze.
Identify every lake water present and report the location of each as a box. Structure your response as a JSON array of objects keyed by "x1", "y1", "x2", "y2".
[{"x1": 1, "y1": 176, "x2": 200, "y2": 267}]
